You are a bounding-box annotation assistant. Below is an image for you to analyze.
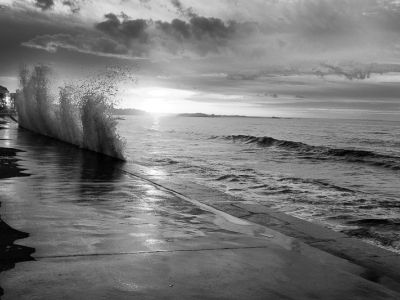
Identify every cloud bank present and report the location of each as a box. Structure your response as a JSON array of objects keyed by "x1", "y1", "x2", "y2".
[
  {"x1": 5, "y1": 0, "x2": 400, "y2": 76},
  {"x1": 24, "y1": 12, "x2": 260, "y2": 60}
]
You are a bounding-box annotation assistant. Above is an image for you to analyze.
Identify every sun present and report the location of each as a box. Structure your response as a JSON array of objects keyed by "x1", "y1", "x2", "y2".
[
  {"x1": 141, "y1": 98, "x2": 175, "y2": 114},
  {"x1": 123, "y1": 86, "x2": 197, "y2": 114}
]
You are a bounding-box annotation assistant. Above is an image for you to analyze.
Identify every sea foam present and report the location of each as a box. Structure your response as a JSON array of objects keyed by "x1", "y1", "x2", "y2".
[
  {"x1": 216, "y1": 134, "x2": 400, "y2": 170},
  {"x1": 16, "y1": 65, "x2": 131, "y2": 160}
]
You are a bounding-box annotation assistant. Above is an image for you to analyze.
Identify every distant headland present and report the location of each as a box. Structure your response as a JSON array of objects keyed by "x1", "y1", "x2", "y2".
[
  {"x1": 112, "y1": 109, "x2": 288, "y2": 119},
  {"x1": 177, "y1": 113, "x2": 286, "y2": 119}
]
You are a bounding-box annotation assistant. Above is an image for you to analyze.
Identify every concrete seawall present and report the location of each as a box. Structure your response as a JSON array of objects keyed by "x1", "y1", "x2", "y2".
[{"x1": 120, "y1": 165, "x2": 400, "y2": 293}]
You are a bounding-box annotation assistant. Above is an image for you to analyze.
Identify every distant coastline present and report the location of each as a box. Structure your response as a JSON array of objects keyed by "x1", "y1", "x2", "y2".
[
  {"x1": 113, "y1": 109, "x2": 290, "y2": 119},
  {"x1": 177, "y1": 113, "x2": 287, "y2": 119}
]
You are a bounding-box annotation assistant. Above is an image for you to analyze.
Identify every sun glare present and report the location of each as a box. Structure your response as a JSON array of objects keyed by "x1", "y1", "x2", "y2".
[
  {"x1": 141, "y1": 99, "x2": 175, "y2": 114},
  {"x1": 124, "y1": 87, "x2": 197, "y2": 114}
]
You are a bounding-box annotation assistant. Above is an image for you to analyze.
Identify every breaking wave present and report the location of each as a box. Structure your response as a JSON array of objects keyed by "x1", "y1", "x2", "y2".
[
  {"x1": 16, "y1": 65, "x2": 133, "y2": 160},
  {"x1": 215, "y1": 134, "x2": 400, "y2": 170}
]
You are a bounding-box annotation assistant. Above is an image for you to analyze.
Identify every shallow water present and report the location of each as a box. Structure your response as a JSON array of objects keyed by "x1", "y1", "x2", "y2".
[{"x1": 118, "y1": 115, "x2": 400, "y2": 252}]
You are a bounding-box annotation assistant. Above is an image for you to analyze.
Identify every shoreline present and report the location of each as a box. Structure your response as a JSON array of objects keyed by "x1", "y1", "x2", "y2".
[
  {"x1": 1, "y1": 119, "x2": 400, "y2": 298},
  {"x1": 121, "y1": 164, "x2": 400, "y2": 291}
]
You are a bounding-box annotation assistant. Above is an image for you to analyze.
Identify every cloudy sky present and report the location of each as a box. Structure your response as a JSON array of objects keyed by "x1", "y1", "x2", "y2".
[{"x1": 1, "y1": 0, "x2": 400, "y2": 119}]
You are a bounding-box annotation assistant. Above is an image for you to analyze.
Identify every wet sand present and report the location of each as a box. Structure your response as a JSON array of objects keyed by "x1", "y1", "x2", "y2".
[{"x1": 0, "y1": 121, "x2": 400, "y2": 299}]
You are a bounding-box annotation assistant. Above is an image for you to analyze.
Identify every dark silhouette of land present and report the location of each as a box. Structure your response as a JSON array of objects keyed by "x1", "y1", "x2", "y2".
[{"x1": 177, "y1": 112, "x2": 286, "y2": 119}]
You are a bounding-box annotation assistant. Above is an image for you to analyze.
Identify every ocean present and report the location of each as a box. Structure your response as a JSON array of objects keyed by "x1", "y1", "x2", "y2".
[{"x1": 118, "y1": 115, "x2": 400, "y2": 252}]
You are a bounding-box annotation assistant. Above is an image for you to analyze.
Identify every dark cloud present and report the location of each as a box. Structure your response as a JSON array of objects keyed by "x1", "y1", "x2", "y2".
[
  {"x1": 154, "y1": 16, "x2": 239, "y2": 43},
  {"x1": 96, "y1": 13, "x2": 149, "y2": 42},
  {"x1": 35, "y1": 0, "x2": 54, "y2": 10},
  {"x1": 93, "y1": 13, "x2": 256, "y2": 56},
  {"x1": 189, "y1": 17, "x2": 233, "y2": 40},
  {"x1": 22, "y1": 12, "x2": 258, "y2": 60},
  {"x1": 155, "y1": 19, "x2": 191, "y2": 40}
]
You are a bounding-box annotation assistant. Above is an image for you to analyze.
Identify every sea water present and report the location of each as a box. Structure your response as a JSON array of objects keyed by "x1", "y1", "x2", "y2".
[{"x1": 118, "y1": 115, "x2": 400, "y2": 252}]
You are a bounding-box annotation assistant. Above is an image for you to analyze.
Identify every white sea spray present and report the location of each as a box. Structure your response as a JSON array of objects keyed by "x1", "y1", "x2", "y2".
[{"x1": 16, "y1": 65, "x2": 134, "y2": 160}]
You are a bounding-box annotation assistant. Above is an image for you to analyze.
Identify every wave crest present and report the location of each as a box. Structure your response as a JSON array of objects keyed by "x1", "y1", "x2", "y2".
[
  {"x1": 216, "y1": 134, "x2": 400, "y2": 170},
  {"x1": 16, "y1": 65, "x2": 132, "y2": 160}
]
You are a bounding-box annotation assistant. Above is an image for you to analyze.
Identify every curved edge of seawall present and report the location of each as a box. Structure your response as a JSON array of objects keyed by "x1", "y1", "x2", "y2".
[{"x1": 120, "y1": 164, "x2": 400, "y2": 293}]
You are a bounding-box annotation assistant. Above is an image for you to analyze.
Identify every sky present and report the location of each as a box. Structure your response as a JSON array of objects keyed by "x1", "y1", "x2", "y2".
[{"x1": 1, "y1": 0, "x2": 400, "y2": 120}]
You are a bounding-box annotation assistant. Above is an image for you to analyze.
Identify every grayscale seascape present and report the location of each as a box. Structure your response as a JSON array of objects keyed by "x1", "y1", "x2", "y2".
[{"x1": 1, "y1": 0, "x2": 400, "y2": 299}]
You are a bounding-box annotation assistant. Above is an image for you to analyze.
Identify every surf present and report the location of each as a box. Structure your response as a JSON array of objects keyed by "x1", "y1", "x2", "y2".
[
  {"x1": 215, "y1": 134, "x2": 400, "y2": 170},
  {"x1": 15, "y1": 65, "x2": 130, "y2": 160}
]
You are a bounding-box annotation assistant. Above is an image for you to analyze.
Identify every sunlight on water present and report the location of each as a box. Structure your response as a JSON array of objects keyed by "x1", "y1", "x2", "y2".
[{"x1": 146, "y1": 167, "x2": 168, "y2": 177}]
